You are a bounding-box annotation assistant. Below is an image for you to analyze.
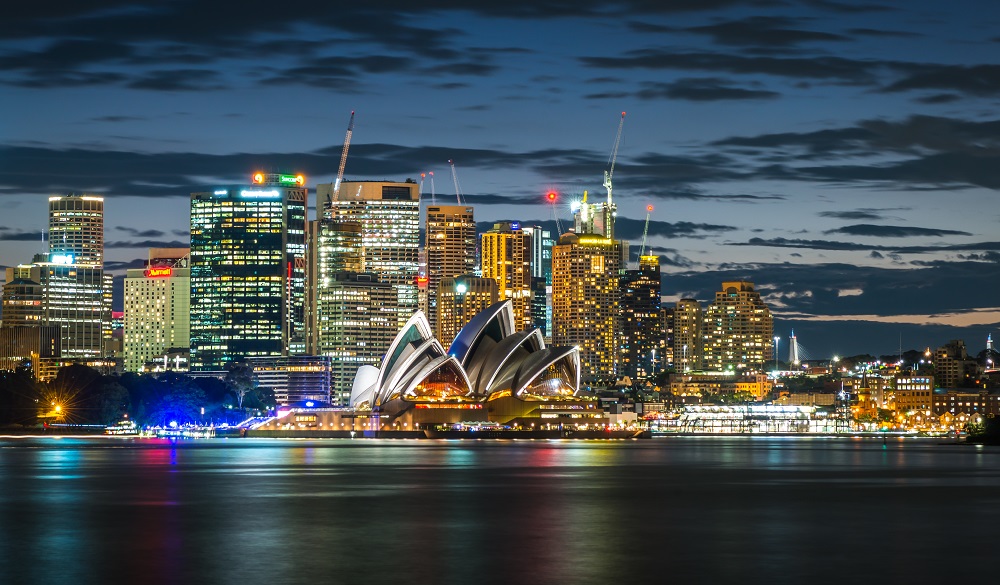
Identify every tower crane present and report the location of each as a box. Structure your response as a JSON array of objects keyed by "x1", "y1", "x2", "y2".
[
  {"x1": 546, "y1": 190, "x2": 563, "y2": 235},
  {"x1": 603, "y1": 111, "x2": 626, "y2": 205},
  {"x1": 331, "y1": 110, "x2": 355, "y2": 204},
  {"x1": 429, "y1": 171, "x2": 436, "y2": 204},
  {"x1": 448, "y1": 159, "x2": 463, "y2": 205},
  {"x1": 638, "y1": 204, "x2": 653, "y2": 259}
]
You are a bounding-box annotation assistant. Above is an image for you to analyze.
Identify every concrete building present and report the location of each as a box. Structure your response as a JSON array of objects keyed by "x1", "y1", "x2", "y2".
[
  {"x1": 701, "y1": 281, "x2": 773, "y2": 372},
  {"x1": 435, "y1": 275, "x2": 498, "y2": 346},
  {"x1": 424, "y1": 205, "x2": 476, "y2": 331},
  {"x1": 246, "y1": 355, "x2": 332, "y2": 406},
  {"x1": 621, "y1": 255, "x2": 661, "y2": 382},
  {"x1": 189, "y1": 173, "x2": 307, "y2": 370},
  {"x1": 673, "y1": 299, "x2": 702, "y2": 372},
  {"x1": 480, "y1": 222, "x2": 533, "y2": 332},
  {"x1": 123, "y1": 249, "x2": 190, "y2": 372},
  {"x1": 933, "y1": 340, "x2": 979, "y2": 388},
  {"x1": 315, "y1": 272, "x2": 397, "y2": 405},
  {"x1": 552, "y1": 232, "x2": 622, "y2": 383},
  {"x1": 317, "y1": 180, "x2": 420, "y2": 329}
]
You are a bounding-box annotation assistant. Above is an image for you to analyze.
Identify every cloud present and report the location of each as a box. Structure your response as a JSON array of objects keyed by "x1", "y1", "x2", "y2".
[
  {"x1": 713, "y1": 115, "x2": 1000, "y2": 190},
  {"x1": 115, "y1": 227, "x2": 167, "y2": 238},
  {"x1": 882, "y1": 64, "x2": 1000, "y2": 97},
  {"x1": 823, "y1": 224, "x2": 972, "y2": 238},
  {"x1": 127, "y1": 69, "x2": 226, "y2": 91},
  {"x1": 615, "y1": 217, "x2": 738, "y2": 240},
  {"x1": 0, "y1": 230, "x2": 45, "y2": 241},
  {"x1": 580, "y1": 50, "x2": 887, "y2": 83},
  {"x1": 106, "y1": 239, "x2": 189, "y2": 249},
  {"x1": 91, "y1": 116, "x2": 146, "y2": 123},
  {"x1": 819, "y1": 209, "x2": 890, "y2": 221},
  {"x1": 731, "y1": 237, "x2": 1000, "y2": 255},
  {"x1": 635, "y1": 78, "x2": 780, "y2": 101},
  {"x1": 685, "y1": 16, "x2": 850, "y2": 48}
]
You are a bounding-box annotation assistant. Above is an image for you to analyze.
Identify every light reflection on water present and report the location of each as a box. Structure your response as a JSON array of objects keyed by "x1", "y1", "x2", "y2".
[{"x1": 0, "y1": 437, "x2": 999, "y2": 585}]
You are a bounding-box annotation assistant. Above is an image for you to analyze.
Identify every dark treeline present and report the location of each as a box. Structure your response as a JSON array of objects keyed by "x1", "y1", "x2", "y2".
[{"x1": 0, "y1": 363, "x2": 274, "y2": 428}]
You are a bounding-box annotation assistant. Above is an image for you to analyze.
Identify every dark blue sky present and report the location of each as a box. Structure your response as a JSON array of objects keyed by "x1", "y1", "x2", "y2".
[{"x1": 2, "y1": 0, "x2": 999, "y2": 360}]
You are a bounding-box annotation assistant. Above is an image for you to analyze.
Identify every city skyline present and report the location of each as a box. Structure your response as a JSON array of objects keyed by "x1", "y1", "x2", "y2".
[{"x1": 1, "y1": 1, "x2": 999, "y2": 357}]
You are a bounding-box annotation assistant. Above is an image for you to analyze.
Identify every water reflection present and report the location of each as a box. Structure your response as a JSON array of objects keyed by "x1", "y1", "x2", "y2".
[{"x1": 0, "y1": 437, "x2": 999, "y2": 584}]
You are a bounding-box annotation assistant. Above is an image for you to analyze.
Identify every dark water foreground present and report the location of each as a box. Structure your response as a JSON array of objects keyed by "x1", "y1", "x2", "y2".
[{"x1": 1, "y1": 436, "x2": 997, "y2": 585}]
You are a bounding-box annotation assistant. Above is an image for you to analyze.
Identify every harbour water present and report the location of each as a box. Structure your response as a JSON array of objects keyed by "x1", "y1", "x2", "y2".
[{"x1": 1, "y1": 436, "x2": 998, "y2": 584}]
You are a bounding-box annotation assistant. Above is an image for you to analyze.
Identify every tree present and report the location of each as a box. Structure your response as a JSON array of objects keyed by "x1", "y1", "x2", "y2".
[
  {"x1": 147, "y1": 374, "x2": 206, "y2": 426},
  {"x1": 94, "y1": 381, "x2": 130, "y2": 425},
  {"x1": 225, "y1": 362, "x2": 258, "y2": 413},
  {"x1": 0, "y1": 369, "x2": 42, "y2": 426}
]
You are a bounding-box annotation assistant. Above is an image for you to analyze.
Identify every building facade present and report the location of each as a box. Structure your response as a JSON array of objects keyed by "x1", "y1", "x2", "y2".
[
  {"x1": 317, "y1": 180, "x2": 419, "y2": 328},
  {"x1": 315, "y1": 272, "x2": 397, "y2": 405},
  {"x1": 701, "y1": 281, "x2": 773, "y2": 372},
  {"x1": 621, "y1": 255, "x2": 661, "y2": 382},
  {"x1": 424, "y1": 205, "x2": 476, "y2": 331},
  {"x1": 189, "y1": 175, "x2": 307, "y2": 371},
  {"x1": 552, "y1": 233, "x2": 622, "y2": 383},
  {"x1": 246, "y1": 355, "x2": 332, "y2": 406},
  {"x1": 435, "y1": 275, "x2": 499, "y2": 346},
  {"x1": 123, "y1": 249, "x2": 190, "y2": 372},
  {"x1": 673, "y1": 299, "x2": 703, "y2": 372},
  {"x1": 480, "y1": 222, "x2": 533, "y2": 332}
]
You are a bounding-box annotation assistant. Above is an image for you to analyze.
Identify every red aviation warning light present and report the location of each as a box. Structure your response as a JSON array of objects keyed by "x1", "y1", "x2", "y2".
[
  {"x1": 546, "y1": 191, "x2": 557, "y2": 202},
  {"x1": 646, "y1": 204, "x2": 654, "y2": 212},
  {"x1": 252, "y1": 172, "x2": 265, "y2": 184}
]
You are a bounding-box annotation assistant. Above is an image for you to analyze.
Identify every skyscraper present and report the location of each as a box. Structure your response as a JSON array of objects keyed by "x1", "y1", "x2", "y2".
[
  {"x1": 701, "y1": 281, "x2": 774, "y2": 372},
  {"x1": 424, "y1": 205, "x2": 476, "y2": 331},
  {"x1": 123, "y1": 248, "x2": 190, "y2": 372},
  {"x1": 317, "y1": 180, "x2": 419, "y2": 328},
  {"x1": 43, "y1": 195, "x2": 108, "y2": 358},
  {"x1": 551, "y1": 233, "x2": 622, "y2": 383},
  {"x1": 480, "y1": 222, "x2": 532, "y2": 332},
  {"x1": 673, "y1": 299, "x2": 703, "y2": 372},
  {"x1": 522, "y1": 225, "x2": 554, "y2": 338},
  {"x1": 49, "y1": 194, "x2": 104, "y2": 265},
  {"x1": 189, "y1": 174, "x2": 307, "y2": 371},
  {"x1": 621, "y1": 255, "x2": 661, "y2": 381},
  {"x1": 436, "y1": 275, "x2": 498, "y2": 346},
  {"x1": 316, "y1": 271, "x2": 397, "y2": 405}
]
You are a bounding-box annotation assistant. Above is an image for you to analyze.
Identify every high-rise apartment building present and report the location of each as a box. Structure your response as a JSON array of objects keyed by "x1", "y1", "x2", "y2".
[
  {"x1": 480, "y1": 222, "x2": 532, "y2": 332},
  {"x1": 49, "y1": 194, "x2": 104, "y2": 265},
  {"x1": 41, "y1": 195, "x2": 109, "y2": 359},
  {"x1": 317, "y1": 180, "x2": 419, "y2": 328},
  {"x1": 435, "y1": 275, "x2": 498, "y2": 346},
  {"x1": 522, "y1": 225, "x2": 554, "y2": 338},
  {"x1": 189, "y1": 174, "x2": 307, "y2": 371},
  {"x1": 701, "y1": 281, "x2": 773, "y2": 372},
  {"x1": 933, "y1": 340, "x2": 978, "y2": 388},
  {"x1": 424, "y1": 205, "x2": 476, "y2": 331},
  {"x1": 621, "y1": 255, "x2": 661, "y2": 381},
  {"x1": 673, "y1": 299, "x2": 702, "y2": 372},
  {"x1": 316, "y1": 272, "x2": 397, "y2": 405},
  {"x1": 552, "y1": 233, "x2": 622, "y2": 383},
  {"x1": 2, "y1": 269, "x2": 44, "y2": 328},
  {"x1": 123, "y1": 249, "x2": 190, "y2": 372}
]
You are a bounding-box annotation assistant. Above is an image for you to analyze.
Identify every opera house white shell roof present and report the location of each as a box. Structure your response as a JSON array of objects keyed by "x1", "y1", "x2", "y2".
[{"x1": 350, "y1": 301, "x2": 581, "y2": 409}]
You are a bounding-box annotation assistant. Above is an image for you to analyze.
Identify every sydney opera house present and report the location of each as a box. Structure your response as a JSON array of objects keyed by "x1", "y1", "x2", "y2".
[{"x1": 255, "y1": 301, "x2": 607, "y2": 433}]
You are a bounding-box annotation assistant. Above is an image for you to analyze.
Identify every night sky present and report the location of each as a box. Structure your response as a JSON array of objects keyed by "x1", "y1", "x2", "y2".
[{"x1": 2, "y1": 1, "x2": 999, "y2": 360}]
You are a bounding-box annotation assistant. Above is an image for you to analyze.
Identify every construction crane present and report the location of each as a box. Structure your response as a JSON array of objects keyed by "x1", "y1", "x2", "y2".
[
  {"x1": 448, "y1": 159, "x2": 463, "y2": 205},
  {"x1": 428, "y1": 171, "x2": 435, "y2": 204},
  {"x1": 602, "y1": 111, "x2": 626, "y2": 205},
  {"x1": 331, "y1": 110, "x2": 355, "y2": 204},
  {"x1": 638, "y1": 204, "x2": 653, "y2": 258},
  {"x1": 546, "y1": 190, "x2": 563, "y2": 235}
]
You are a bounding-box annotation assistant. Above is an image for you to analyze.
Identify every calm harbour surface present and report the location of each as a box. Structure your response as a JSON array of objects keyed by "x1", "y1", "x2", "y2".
[{"x1": 1, "y1": 436, "x2": 998, "y2": 585}]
